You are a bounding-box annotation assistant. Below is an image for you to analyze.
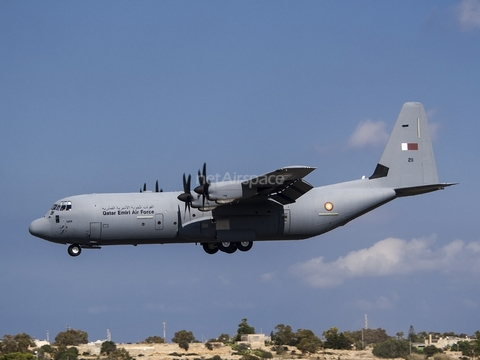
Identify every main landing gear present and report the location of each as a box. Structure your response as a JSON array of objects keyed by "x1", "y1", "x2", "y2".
[{"x1": 202, "y1": 241, "x2": 253, "y2": 255}]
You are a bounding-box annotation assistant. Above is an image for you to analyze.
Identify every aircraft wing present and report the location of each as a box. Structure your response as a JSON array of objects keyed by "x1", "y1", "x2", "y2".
[{"x1": 242, "y1": 166, "x2": 315, "y2": 204}]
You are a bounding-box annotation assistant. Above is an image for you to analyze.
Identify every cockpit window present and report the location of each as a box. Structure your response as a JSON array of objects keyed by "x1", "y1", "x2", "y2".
[{"x1": 51, "y1": 201, "x2": 72, "y2": 214}]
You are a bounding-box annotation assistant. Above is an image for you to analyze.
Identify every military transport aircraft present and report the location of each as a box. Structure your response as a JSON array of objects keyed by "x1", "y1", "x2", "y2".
[{"x1": 29, "y1": 102, "x2": 455, "y2": 256}]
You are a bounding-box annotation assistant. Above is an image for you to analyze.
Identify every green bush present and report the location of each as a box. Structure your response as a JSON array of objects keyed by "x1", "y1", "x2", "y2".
[
  {"x1": 54, "y1": 330, "x2": 88, "y2": 346},
  {"x1": 241, "y1": 355, "x2": 260, "y2": 360},
  {"x1": 54, "y1": 347, "x2": 79, "y2": 360},
  {"x1": 101, "y1": 341, "x2": 117, "y2": 355},
  {"x1": 260, "y1": 351, "x2": 273, "y2": 359},
  {"x1": 144, "y1": 336, "x2": 164, "y2": 344},
  {"x1": 423, "y1": 345, "x2": 443, "y2": 358},
  {"x1": 372, "y1": 339, "x2": 409, "y2": 358},
  {"x1": 0, "y1": 353, "x2": 35, "y2": 360},
  {"x1": 178, "y1": 341, "x2": 189, "y2": 351}
]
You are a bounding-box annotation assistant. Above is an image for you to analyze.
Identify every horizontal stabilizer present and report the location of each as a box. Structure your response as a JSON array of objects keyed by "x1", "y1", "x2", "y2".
[{"x1": 395, "y1": 182, "x2": 457, "y2": 197}]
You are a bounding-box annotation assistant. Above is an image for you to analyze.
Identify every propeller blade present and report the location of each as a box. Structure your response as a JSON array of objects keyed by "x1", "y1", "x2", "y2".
[
  {"x1": 194, "y1": 163, "x2": 210, "y2": 209},
  {"x1": 178, "y1": 173, "x2": 193, "y2": 219}
]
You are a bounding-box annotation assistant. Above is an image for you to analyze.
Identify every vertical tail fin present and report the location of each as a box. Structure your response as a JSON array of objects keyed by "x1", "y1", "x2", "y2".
[{"x1": 370, "y1": 102, "x2": 451, "y2": 195}]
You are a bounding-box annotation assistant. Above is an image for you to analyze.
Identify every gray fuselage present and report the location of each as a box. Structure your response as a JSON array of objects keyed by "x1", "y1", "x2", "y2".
[{"x1": 30, "y1": 178, "x2": 397, "y2": 247}]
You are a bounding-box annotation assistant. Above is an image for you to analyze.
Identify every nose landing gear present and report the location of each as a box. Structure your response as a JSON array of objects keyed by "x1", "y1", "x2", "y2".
[{"x1": 67, "y1": 244, "x2": 82, "y2": 257}]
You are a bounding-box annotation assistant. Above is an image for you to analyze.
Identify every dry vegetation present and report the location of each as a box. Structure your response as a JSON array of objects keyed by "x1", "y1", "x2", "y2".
[{"x1": 76, "y1": 342, "x2": 464, "y2": 360}]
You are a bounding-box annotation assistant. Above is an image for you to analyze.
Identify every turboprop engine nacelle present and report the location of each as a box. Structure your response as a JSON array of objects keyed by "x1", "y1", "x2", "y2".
[{"x1": 207, "y1": 181, "x2": 256, "y2": 204}]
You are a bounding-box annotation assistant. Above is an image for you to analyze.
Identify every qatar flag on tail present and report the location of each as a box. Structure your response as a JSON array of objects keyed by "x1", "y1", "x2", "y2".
[{"x1": 401, "y1": 142, "x2": 418, "y2": 150}]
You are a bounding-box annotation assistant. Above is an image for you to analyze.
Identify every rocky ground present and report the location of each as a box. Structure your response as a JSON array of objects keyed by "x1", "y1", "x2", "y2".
[{"x1": 76, "y1": 342, "x2": 464, "y2": 360}]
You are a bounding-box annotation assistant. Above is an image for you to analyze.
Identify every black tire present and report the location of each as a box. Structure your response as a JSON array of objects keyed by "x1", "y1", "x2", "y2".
[
  {"x1": 67, "y1": 244, "x2": 82, "y2": 257},
  {"x1": 237, "y1": 241, "x2": 253, "y2": 252},
  {"x1": 217, "y1": 241, "x2": 237, "y2": 254},
  {"x1": 202, "y1": 243, "x2": 218, "y2": 255}
]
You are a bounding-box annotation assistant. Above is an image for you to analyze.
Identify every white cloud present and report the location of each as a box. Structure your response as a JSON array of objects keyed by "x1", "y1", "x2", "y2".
[
  {"x1": 289, "y1": 237, "x2": 480, "y2": 288},
  {"x1": 261, "y1": 272, "x2": 276, "y2": 282},
  {"x1": 457, "y1": 0, "x2": 480, "y2": 31},
  {"x1": 375, "y1": 295, "x2": 398, "y2": 310},
  {"x1": 348, "y1": 120, "x2": 389, "y2": 149},
  {"x1": 467, "y1": 241, "x2": 480, "y2": 252}
]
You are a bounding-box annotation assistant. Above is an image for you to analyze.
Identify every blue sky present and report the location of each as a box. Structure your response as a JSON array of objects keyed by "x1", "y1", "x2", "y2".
[{"x1": 1, "y1": 1, "x2": 479, "y2": 344}]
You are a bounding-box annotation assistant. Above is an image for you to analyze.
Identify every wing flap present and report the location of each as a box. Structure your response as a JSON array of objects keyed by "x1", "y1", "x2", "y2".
[
  {"x1": 269, "y1": 179, "x2": 314, "y2": 204},
  {"x1": 241, "y1": 166, "x2": 315, "y2": 204},
  {"x1": 243, "y1": 166, "x2": 315, "y2": 190}
]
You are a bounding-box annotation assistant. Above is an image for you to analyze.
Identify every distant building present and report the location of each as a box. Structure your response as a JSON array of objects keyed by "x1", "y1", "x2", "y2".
[
  {"x1": 424, "y1": 334, "x2": 469, "y2": 349},
  {"x1": 34, "y1": 340, "x2": 50, "y2": 348},
  {"x1": 238, "y1": 334, "x2": 267, "y2": 348}
]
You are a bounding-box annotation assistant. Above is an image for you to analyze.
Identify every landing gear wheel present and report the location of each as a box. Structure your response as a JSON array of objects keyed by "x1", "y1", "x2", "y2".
[
  {"x1": 237, "y1": 241, "x2": 253, "y2": 252},
  {"x1": 202, "y1": 243, "x2": 218, "y2": 255},
  {"x1": 217, "y1": 242, "x2": 237, "y2": 254},
  {"x1": 68, "y1": 244, "x2": 82, "y2": 257}
]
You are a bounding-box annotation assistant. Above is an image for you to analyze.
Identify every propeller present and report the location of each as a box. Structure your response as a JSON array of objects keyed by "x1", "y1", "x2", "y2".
[
  {"x1": 177, "y1": 173, "x2": 193, "y2": 217},
  {"x1": 194, "y1": 162, "x2": 210, "y2": 208},
  {"x1": 140, "y1": 181, "x2": 163, "y2": 193}
]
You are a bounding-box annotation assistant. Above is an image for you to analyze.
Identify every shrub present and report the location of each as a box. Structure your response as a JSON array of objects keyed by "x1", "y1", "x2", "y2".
[
  {"x1": 241, "y1": 355, "x2": 260, "y2": 360},
  {"x1": 54, "y1": 347, "x2": 79, "y2": 360},
  {"x1": 0, "y1": 353, "x2": 35, "y2": 360},
  {"x1": 144, "y1": 336, "x2": 164, "y2": 344},
  {"x1": 178, "y1": 341, "x2": 189, "y2": 351},
  {"x1": 54, "y1": 330, "x2": 88, "y2": 346},
  {"x1": 372, "y1": 339, "x2": 409, "y2": 359},
  {"x1": 423, "y1": 345, "x2": 443, "y2": 358},
  {"x1": 101, "y1": 341, "x2": 117, "y2": 355}
]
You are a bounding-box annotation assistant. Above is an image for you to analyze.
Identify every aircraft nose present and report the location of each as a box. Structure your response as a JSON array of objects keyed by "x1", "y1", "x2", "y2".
[{"x1": 29, "y1": 217, "x2": 52, "y2": 239}]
